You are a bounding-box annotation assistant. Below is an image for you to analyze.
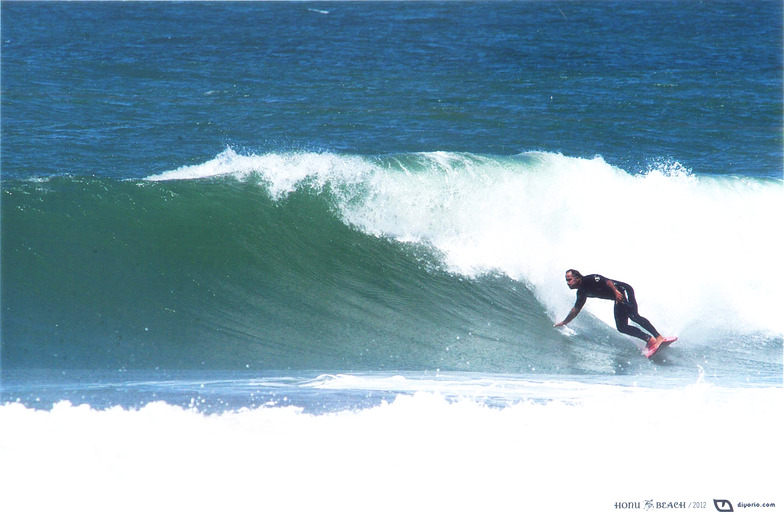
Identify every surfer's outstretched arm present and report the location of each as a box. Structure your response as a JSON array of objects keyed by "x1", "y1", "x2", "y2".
[{"x1": 554, "y1": 307, "x2": 581, "y2": 327}]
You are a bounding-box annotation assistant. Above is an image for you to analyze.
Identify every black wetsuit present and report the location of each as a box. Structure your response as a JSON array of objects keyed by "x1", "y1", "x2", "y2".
[{"x1": 574, "y1": 274, "x2": 660, "y2": 342}]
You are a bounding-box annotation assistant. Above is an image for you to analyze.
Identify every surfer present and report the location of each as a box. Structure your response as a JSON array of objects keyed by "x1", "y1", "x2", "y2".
[{"x1": 554, "y1": 269, "x2": 668, "y2": 353}]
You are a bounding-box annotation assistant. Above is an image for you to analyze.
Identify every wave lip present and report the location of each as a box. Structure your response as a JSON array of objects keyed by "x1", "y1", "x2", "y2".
[{"x1": 148, "y1": 147, "x2": 379, "y2": 199}]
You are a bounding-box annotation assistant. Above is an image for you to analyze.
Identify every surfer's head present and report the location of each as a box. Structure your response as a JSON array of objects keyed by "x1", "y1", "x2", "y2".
[{"x1": 565, "y1": 269, "x2": 582, "y2": 289}]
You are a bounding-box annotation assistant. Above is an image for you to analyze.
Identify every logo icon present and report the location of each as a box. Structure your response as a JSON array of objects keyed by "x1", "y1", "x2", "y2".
[{"x1": 714, "y1": 499, "x2": 734, "y2": 512}]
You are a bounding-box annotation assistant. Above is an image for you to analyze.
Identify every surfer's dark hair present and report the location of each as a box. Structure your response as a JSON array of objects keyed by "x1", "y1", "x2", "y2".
[{"x1": 566, "y1": 269, "x2": 582, "y2": 278}]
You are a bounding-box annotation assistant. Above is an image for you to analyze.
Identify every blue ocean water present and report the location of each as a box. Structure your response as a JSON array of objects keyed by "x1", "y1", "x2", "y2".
[
  {"x1": 2, "y1": 0, "x2": 782, "y2": 180},
  {"x1": 1, "y1": 2, "x2": 782, "y2": 524}
]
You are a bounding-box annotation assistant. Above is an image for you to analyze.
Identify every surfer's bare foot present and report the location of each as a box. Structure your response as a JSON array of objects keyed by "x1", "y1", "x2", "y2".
[{"x1": 646, "y1": 337, "x2": 659, "y2": 350}]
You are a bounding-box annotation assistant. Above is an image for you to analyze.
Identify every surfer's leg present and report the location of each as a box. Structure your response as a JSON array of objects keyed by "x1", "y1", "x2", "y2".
[
  {"x1": 629, "y1": 312, "x2": 660, "y2": 339},
  {"x1": 623, "y1": 286, "x2": 663, "y2": 343},
  {"x1": 614, "y1": 302, "x2": 652, "y2": 343}
]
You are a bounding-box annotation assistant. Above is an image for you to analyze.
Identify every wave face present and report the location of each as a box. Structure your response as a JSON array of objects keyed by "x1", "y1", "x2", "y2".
[{"x1": 2, "y1": 150, "x2": 781, "y2": 378}]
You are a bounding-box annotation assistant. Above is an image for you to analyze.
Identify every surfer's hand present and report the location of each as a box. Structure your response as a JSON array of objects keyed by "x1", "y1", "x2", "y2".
[{"x1": 614, "y1": 290, "x2": 624, "y2": 303}]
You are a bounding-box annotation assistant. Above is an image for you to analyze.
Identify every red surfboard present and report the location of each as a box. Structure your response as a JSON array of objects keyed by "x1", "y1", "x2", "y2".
[{"x1": 644, "y1": 336, "x2": 678, "y2": 359}]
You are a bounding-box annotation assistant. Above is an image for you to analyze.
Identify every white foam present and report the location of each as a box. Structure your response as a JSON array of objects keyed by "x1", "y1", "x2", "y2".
[
  {"x1": 1, "y1": 383, "x2": 781, "y2": 526},
  {"x1": 147, "y1": 147, "x2": 377, "y2": 199}
]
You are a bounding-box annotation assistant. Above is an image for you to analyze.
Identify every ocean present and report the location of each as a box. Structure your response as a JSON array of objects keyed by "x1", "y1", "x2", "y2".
[{"x1": 1, "y1": 1, "x2": 782, "y2": 525}]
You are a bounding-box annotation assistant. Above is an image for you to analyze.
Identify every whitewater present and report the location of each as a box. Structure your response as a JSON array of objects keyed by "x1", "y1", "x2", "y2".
[{"x1": 1, "y1": 376, "x2": 781, "y2": 526}]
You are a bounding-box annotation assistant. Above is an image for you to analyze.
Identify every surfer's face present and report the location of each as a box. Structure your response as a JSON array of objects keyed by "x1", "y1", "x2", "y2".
[{"x1": 565, "y1": 272, "x2": 581, "y2": 289}]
